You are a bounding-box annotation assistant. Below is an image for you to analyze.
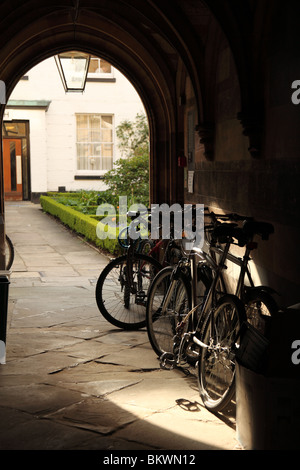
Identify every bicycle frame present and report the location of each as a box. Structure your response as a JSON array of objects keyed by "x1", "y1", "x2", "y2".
[
  {"x1": 160, "y1": 228, "x2": 262, "y2": 367},
  {"x1": 183, "y1": 243, "x2": 232, "y2": 350},
  {"x1": 190, "y1": 233, "x2": 269, "y2": 312},
  {"x1": 118, "y1": 213, "x2": 153, "y2": 294},
  {"x1": 159, "y1": 240, "x2": 232, "y2": 368},
  {"x1": 178, "y1": 231, "x2": 275, "y2": 356},
  {"x1": 210, "y1": 244, "x2": 254, "y2": 298},
  {"x1": 118, "y1": 211, "x2": 182, "y2": 307}
]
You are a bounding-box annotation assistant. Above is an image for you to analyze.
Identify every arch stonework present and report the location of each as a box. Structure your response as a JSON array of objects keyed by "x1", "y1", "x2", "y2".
[
  {"x1": 0, "y1": 1, "x2": 250, "y2": 209},
  {"x1": 0, "y1": 0, "x2": 299, "y2": 306}
]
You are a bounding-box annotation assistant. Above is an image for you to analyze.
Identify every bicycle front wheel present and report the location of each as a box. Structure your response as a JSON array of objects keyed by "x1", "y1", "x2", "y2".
[
  {"x1": 95, "y1": 253, "x2": 162, "y2": 330},
  {"x1": 146, "y1": 266, "x2": 191, "y2": 357},
  {"x1": 198, "y1": 294, "x2": 246, "y2": 412}
]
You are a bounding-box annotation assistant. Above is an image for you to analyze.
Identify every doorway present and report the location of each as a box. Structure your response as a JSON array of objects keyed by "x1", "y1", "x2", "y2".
[
  {"x1": 3, "y1": 138, "x2": 23, "y2": 200},
  {"x1": 2, "y1": 120, "x2": 30, "y2": 201}
]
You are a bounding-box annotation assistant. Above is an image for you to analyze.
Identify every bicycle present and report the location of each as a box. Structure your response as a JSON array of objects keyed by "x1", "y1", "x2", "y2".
[
  {"x1": 118, "y1": 215, "x2": 182, "y2": 267},
  {"x1": 95, "y1": 210, "x2": 163, "y2": 330},
  {"x1": 146, "y1": 215, "x2": 275, "y2": 412},
  {"x1": 95, "y1": 206, "x2": 186, "y2": 330},
  {"x1": 200, "y1": 210, "x2": 278, "y2": 336}
]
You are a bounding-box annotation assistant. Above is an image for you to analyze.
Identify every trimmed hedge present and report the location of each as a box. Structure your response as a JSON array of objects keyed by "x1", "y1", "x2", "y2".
[
  {"x1": 46, "y1": 192, "x2": 79, "y2": 198},
  {"x1": 40, "y1": 195, "x2": 121, "y2": 255}
]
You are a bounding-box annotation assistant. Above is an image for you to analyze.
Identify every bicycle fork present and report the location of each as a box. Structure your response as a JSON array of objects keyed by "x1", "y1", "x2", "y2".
[{"x1": 159, "y1": 261, "x2": 187, "y2": 315}]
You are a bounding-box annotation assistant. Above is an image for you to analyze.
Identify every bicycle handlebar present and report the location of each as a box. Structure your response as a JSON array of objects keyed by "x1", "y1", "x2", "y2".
[
  {"x1": 209, "y1": 220, "x2": 274, "y2": 247},
  {"x1": 205, "y1": 209, "x2": 253, "y2": 223},
  {"x1": 127, "y1": 208, "x2": 151, "y2": 221}
]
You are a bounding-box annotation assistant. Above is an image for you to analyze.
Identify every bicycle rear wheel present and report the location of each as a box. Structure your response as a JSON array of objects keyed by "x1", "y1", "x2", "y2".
[
  {"x1": 146, "y1": 266, "x2": 191, "y2": 357},
  {"x1": 198, "y1": 294, "x2": 246, "y2": 412},
  {"x1": 96, "y1": 253, "x2": 162, "y2": 330},
  {"x1": 5, "y1": 235, "x2": 14, "y2": 270},
  {"x1": 245, "y1": 289, "x2": 277, "y2": 337}
]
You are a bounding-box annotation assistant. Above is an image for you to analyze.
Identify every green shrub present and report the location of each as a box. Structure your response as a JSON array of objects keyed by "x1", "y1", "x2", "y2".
[{"x1": 46, "y1": 190, "x2": 121, "y2": 215}]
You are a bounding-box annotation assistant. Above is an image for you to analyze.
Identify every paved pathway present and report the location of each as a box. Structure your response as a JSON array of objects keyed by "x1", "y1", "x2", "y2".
[{"x1": 0, "y1": 202, "x2": 240, "y2": 452}]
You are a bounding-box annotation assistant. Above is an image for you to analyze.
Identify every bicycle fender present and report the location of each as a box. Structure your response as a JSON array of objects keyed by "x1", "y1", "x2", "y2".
[{"x1": 245, "y1": 285, "x2": 279, "y2": 297}]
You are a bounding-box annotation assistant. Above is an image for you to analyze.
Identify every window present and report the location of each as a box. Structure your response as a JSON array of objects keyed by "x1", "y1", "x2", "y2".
[
  {"x1": 76, "y1": 114, "x2": 114, "y2": 171},
  {"x1": 88, "y1": 57, "x2": 114, "y2": 79}
]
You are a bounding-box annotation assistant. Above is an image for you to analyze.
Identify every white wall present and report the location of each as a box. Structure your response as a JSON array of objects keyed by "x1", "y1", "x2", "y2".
[{"x1": 6, "y1": 56, "x2": 146, "y2": 194}]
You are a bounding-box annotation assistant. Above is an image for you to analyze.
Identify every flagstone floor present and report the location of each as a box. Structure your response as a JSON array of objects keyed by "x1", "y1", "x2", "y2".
[{"x1": 0, "y1": 202, "x2": 238, "y2": 451}]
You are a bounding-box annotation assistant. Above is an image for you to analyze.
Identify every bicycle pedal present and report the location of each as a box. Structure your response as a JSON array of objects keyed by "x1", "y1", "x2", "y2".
[
  {"x1": 135, "y1": 290, "x2": 146, "y2": 303},
  {"x1": 160, "y1": 352, "x2": 176, "y2": 370}
]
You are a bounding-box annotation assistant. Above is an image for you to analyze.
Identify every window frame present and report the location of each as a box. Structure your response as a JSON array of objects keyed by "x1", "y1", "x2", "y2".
[
  {"x1": 87, "y1": 57, "x2": 115, "y2": 81},
  {"x1": 75, "y1": 113, "x2": 115, "y2": 176}
]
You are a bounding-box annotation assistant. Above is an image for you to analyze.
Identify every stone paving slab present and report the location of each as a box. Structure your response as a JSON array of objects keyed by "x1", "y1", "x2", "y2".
[{"x1": 0, "y1": 202, "x2": 239, "y2": 452}]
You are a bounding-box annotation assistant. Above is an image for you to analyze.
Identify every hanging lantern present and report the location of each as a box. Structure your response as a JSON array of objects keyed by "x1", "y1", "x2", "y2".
[{"x1": 54, "y1": 51, "x2": 90, "y2": 92}]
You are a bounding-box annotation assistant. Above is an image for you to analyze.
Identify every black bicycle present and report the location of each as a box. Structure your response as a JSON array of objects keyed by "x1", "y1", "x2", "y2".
[
  {"x1": 95, "y1": 211, "x2": 163, "y2": 330},
  {"x1": 200, "y1": 210, "x2": 278, "y2": 337},
  {"x1": 146, "y1": 214, "x2": 276, "y2": 412}
]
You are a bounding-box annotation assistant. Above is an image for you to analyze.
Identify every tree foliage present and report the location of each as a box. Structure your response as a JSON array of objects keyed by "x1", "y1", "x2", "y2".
[
  {"x1": 116, "y1": 112, "x2": 149, "y2": 158},
  {"x1": 103, "y1": 113, "x2": 150, "y2": 207}
]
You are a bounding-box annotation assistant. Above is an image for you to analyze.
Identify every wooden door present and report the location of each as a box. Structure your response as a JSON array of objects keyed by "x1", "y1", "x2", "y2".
[{"x1": 3, "y1": 138, "x2": 23, "y2": 200}]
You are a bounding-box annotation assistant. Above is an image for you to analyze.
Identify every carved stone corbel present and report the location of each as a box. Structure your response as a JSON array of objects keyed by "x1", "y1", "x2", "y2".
[
  {"x1": 196, "y1": 122, "x2": 215, "y2": 160},
  {"x1": 237, "y1": 111, "x2": 263, "y2": 158}
]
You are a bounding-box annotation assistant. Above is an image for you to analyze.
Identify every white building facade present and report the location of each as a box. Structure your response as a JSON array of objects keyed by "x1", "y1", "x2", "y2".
[{"x1": 3, "y1": 55, "x2": 146, "y2": 201}]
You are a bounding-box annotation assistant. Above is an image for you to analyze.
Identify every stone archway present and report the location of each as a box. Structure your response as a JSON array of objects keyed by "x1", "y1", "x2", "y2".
[
  {"x1": 0, "y1": 0, "x2": 299, "y2": 305},
  {"x1": 0, "y1": 2, "x2": 203, "y2": 210}
]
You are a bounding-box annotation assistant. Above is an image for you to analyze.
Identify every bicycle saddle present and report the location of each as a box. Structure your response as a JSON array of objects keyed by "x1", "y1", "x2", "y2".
[
  {"x1": 242, "y1": 220, "x2": 274, "y2": 240},
  {"x1": 212, "y1": 223, "x2": 246, "y2": 246}
]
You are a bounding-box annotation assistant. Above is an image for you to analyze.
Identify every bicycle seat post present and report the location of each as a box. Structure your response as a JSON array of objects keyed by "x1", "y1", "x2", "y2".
[{"x1": 190, "y1": 253, "x2": 198, "y2": 310}]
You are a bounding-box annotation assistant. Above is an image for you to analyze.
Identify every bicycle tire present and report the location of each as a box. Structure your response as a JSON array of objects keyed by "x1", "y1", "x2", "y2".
[
  {"x1": 146, "y1": 266, "x2": 191, "y2": 358},
  {"x1": 5, "y1": 235, "x2": 14, "y2": 270},
  {"x1": 96, "y1": 253, "x2": 162, "y2": 330},
  {"x1": 245, "y1": 289, "x2": 277, "y2": 337},
  {"x1": 198, "y1": 294, "x2": 246, "y2": 412}
]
